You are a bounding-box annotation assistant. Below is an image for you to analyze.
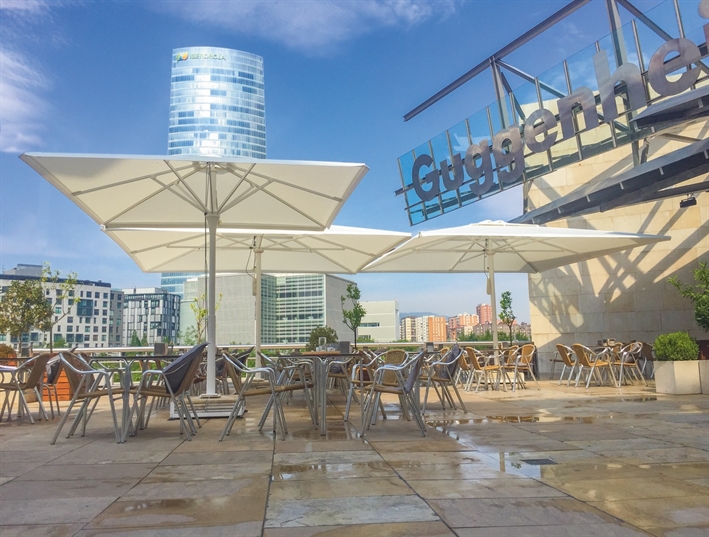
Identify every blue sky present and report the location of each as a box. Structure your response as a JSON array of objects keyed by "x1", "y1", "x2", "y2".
[{"x1": 0, "y1": 0, "x2": 670, "y2": 321}]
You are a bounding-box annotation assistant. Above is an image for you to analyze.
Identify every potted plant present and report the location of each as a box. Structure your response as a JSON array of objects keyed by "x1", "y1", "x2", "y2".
[
  {"x1": 668, "y1": 262, "x2": 709, "y2": 393},
  {"x1": 653, "y1": 332, "x2": 701, "y2": 394}
]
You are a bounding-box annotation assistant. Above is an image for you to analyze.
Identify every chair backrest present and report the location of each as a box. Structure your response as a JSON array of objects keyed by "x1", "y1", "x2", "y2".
[
  {"x1": 46, "y1": 356, "x2": 62, "y2": 384},
  {"x1": 163, "y1": 343, "x2": 207, "y2": 394},
  {"x1": 59, "y1": 352, "x2": 95, "y2": 395},
  {"x1": 465, "y1": 347, "x2": 484, "y2": 371},
  {"x1": 224, "y1": 349, "x2": 253, "y2": 391},
  {"x1": 571, "y1": 344, "x2": 594, "y2": 368},
  {"x1": 503, "y1": 346, "x2": 519, "y2": 365},
  {"x1": 458, "y1": 348, "x2": 472, "y2": 371},
  {"x1": 381, "y1": 349, "x2": 407, "y2": 385},
  {"x1": 555, "y1": 344, "x2": 575, "y2": 367},
  {"x1": 639, "y1": 342, "x2": 654, "y2": 362},
  {"x1": 403, "y1": 352, "x2": 425, "y2": 394},
  {"x1": 621, "y1": 342, "x2": 643, "y2": 363},
  {"x1": 19, "y1": 353, "x2": 52, "y2": 390},
  {"x1": 439, "y1": 345, "x2": 461, "y2": 379},
  {"x1": 517, "y1": 344, "x2": 536, "y2": 366}
]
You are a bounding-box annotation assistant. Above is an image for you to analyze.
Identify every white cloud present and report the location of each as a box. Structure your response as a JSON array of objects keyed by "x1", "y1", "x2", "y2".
[
  {"x1": 158, "y1": 0, "x2": 459, "y2": 52},
  {"x1": 0, "y1": 0, "x2": 59, "y2": 153},
  {"x1": 0, "y1": 48, "x2": 49, "y2": 153}
]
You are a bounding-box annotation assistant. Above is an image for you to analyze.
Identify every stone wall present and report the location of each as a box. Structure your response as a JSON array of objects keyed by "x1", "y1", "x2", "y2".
[{"x1": 527, "y1": 120, "x2": 708, "y2": 373}]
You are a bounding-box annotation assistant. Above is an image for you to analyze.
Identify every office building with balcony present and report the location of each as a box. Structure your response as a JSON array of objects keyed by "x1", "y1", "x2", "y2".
[{"x1": 121, "y1": 287, "x2": 180, "y2": 345}]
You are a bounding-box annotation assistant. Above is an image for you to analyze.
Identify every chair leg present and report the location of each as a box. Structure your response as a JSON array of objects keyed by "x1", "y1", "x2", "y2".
[{"x1": 449, "y1": 381, "x2": 468, "y2": 413}]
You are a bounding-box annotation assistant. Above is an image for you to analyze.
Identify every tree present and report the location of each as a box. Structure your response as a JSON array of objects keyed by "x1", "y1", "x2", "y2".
[
  {"x1": 499, "y1": 291, "x2": 516, "y2": 342},
  {"x1": 357, "y1": 334, "x2": 374, "y2": 343},
  {"x1": 129, "y1": 330, "x2": 141, "y2": 347},
  {"x1": 341, "y1": 283, "x2": 366, "y2": 349},
  {"x1": 187, "y1": 292, "x2": 222, "y2": 344},
  {"x1": 140, "y1": 333, "x2": 149, "y2": 346},
  {"x1": 37, "y1": 263, "x2": 78, "y2": 352},
  {"x1": 0, "y1": 278, "x2": 52, "y2": 351},
  {"x1": 306, "y1": 326, "x2": 338, "y2": 352},
  {"x1": 669, "y1": 262, "x2": 709, "y2": 332}
]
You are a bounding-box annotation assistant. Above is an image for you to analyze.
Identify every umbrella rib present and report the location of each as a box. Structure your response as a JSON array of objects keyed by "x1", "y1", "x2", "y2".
[
  {"x1": 70, "y1": 163, "x2": 198, "y2": 195},
  {"x1": 215, "y1": 163, "x2": 253, "y2": 213},
  {"x1": 148, "y1": 246, "x2": 204, "y2": 272},
  {"x1": 222, "y1": 176, "x2": 325, "y2": 228},
  {"x1": 288, "y1": 238, "x2": 356, "y2": 274},
  {"x1": 242, "y1": 169, "x2": 344, "y2": 201},
  {"x1": 130, "y1": 233, "x2": 205, "y2": 254},
  {"x1": 165, "y1": 161, "x2": 209, "y2": 213}
]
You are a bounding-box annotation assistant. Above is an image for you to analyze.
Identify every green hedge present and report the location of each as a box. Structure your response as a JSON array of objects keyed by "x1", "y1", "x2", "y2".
[{"x1": 653, "y1": 332, "x2": 699, "y2": 361}]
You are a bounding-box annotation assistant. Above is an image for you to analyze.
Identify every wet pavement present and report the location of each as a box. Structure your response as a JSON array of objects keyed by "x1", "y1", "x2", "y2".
[{"x1": 0, "y1": 380, "x2": 707, "y2": 536}]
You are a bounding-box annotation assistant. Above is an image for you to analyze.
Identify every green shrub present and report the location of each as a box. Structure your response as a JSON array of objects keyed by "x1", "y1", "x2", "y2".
[{"x1": 653, "y1": 332, "x2": 699, "y2": 361}]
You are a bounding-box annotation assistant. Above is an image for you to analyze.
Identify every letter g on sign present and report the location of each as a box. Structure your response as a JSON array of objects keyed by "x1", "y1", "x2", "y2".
[{"x1": 411, "y1": 154, "x2": 440, "y2": 202}]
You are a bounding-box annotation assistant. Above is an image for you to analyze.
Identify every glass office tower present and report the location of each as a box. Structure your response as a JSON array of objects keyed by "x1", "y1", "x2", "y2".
[
  {"x1": 168, "y1": 46, "x2": 266, "y2": 158},
  {"x1": 164, "y1": 47, "x2": 266, "y2": 295}
]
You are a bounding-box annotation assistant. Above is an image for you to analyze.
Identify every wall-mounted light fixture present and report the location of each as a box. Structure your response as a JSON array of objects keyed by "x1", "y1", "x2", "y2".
[{"x1": 679, "y1": 195, "x2": 697, "y2": 208}]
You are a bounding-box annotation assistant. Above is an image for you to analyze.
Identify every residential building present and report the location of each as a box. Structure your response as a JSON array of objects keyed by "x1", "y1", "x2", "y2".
[
  {"x1": 122, "y1": 288, "x2": 180, "y2": 345},
  {"x1": 0, "y1": 264, "x2": 113, "y2": 349},
  {"x1": 447, "y1": 313, "x2": 479, "y2": 340},
  {"x1": 109, "y1": 289, "x2": 124, "y2": 346},
  {"x1": 400, "y1": 316, "x2": 416, "y2": 342},
  {"x1": 427, "y1": 316, "x2": 447, "y2": 342},
  {"x1": 476, "y1": 303, "x2": 492, "y2": 325},
  {"x1": 358, "y1": 300, "x2": 399, "y2": 342},
  {"x1": 168, "y1": 46, "x2": 266, "y2": 158},
  {"x1": 414, "y1": 316, "x2": 429, "y2": 343}
]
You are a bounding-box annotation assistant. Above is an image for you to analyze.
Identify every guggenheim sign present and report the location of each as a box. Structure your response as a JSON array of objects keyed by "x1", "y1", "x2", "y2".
[{"x1": 398, "y1": 24, "x2": 709, "y2": 225}]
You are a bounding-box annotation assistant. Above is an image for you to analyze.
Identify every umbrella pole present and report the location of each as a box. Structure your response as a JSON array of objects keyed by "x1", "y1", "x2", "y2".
[
  {"x1": 254, "y1": 248, "x2": 263, "y2": 367},
  {"x1": 488, "y1": 252, "x2": 499, "y2": 366},
  {"x1": 204, "y1": 213, "x2": 219, "y2": 397}
]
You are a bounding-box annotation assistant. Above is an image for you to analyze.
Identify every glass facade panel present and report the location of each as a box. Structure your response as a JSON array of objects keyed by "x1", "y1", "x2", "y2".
[{"x1": 168, "y1": 47, "x2": 266, "y2": 159}]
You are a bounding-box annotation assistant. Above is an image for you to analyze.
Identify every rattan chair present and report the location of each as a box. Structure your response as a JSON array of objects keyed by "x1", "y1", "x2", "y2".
[
  {"x1": 572, "y1": 344, "x2": 616, "y2": 389},
  {"x1": 465, "y1": 347, "x2": 507, "y2": 391},
  {"x1": 555, "y1": 344, "x2": 577, "y2": 386},
  {"x1": 504, "y1": 344, "x2": 540, "y2": 391}
]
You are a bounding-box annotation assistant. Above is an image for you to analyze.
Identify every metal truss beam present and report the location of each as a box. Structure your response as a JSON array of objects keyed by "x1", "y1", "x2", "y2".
[{"x1": 403, "y1": 0, "x2": 591, "y2": 121}]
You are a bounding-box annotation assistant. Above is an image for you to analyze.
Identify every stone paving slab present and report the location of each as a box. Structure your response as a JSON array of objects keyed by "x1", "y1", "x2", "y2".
[{"x1": 0, "y1": 380, "x2": 707, "y2": 536}]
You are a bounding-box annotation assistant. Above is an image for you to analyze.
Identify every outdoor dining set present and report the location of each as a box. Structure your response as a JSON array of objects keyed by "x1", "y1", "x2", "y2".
[{"x1": 0, "y1": 338, "x2": 651, "y2": 444}]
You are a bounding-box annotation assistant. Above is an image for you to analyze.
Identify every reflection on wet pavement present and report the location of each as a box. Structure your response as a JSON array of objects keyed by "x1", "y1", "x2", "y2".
[{"x1": 0, "y1": 379, "x2": 706, "y2": 535}]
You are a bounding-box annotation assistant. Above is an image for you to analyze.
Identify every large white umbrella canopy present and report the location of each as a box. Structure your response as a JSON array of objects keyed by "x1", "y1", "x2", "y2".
[
  {"x1": 20, "y1": 152, "x2": 369, "y2": 395},
  {"x1": 363, "y1": 220, "x2": 670, "y2": 358},
  {"x1": 103, "y1": 224, "x2": 410, "y2": 361}
]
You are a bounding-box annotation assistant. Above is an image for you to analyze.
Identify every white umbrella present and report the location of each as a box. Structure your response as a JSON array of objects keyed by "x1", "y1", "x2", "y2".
[
  {"x1": 103, "y1": 224, "x2": 410, "y2": 353},
  {"x1": 20, "y1": 153, "x2": 368, "y2": 395},
  {"x1": 362, "y1": 220, "x2": 670, "y2": 359}
]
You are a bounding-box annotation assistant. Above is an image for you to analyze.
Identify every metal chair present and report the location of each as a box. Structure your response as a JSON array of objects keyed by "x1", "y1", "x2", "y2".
[
  {"x1": 421, "y1": 346, "x2": 468, "y2": 414},
  {"x1": 361, "y1": 351, "x2": 427, "y2": 437},
  {"x1": 220, "y1": 350, "x2": 315, "y2": 441},
  {"x1": 0, "y1": 353, "x2": 52, "y2": 424},
  {"x1": 129, "y1": 343, "x2": 207, "y2": 441},
  {"x1": 504, "y1": 343, "x2": 540, "y2": 391},
  {"x1": 51, "y1": 352, "x2": 122, "y2": 444}
]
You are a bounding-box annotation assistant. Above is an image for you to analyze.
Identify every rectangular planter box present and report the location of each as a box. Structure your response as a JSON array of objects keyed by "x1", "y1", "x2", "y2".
[
  {"x1": 655, "y1": 360, "x2": 701, "y2": 394},
  {"x1": 700, "y1": 360, "x2": 709, "y2": 395}
]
